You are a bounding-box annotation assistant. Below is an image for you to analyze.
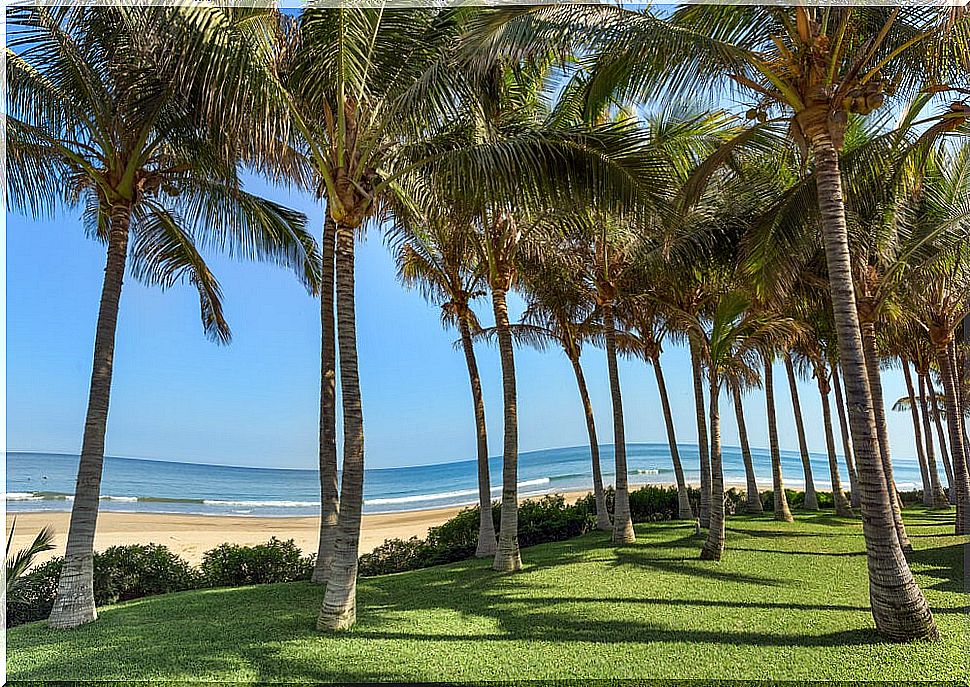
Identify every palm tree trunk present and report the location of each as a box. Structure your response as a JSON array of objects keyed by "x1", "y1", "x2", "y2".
[
  {"x1": 312, "y1": 216, "x2": 339, "y2": 584},
  {"x1": 764, "y1": 356, "x2": 793, "y2": 523},
  {"x1": 603, "y1": 303, "x2": 635, "y2": 544},
  {"x1": 832, "y1": 367, "x2": 861, "y2": 508},
  {"x1": 49, "y1": 204, "x2": 131, "y2": 629},
  {"x1": 816, "y1": 367, "x2": 852, "y2": 516},
  {"x1": 808, "y1": 129, "x2": 936, "y2": 641},
  {"x1": 652, "y1": 352, "x2": 693, "y2": 519},
  {"x1": 784, "y1": 354, "x2": 818, "y2": 509},
  {"x1": 936, "y1": 343, "x2": 970, "y2": 535},
  {"x1": 459, "y1": 317, "x2": 497, "y2": 556},
  {"x1": 570, "y1": 353, "x2": 611, "y2": 531},
  {"x1": 701, "y1": 378, "x2": 725, "y2": 560},
  {"x1": 917, "y1": 372, "x2": 948, "y2": 509},
  {"x1": 689, "y1": 337, "x2": 711, "y2": 527},
  {"x1": 901, "y1": 357, "x2": 932, "y2": 508},
  {"x1": 927, "y1": 376, "x2": 955, "y2": 500},
  {"x1": 731, "y1": 384, "x2": 762, "y2": 513},
  {"x1": 318, "y1": 222, "x2": 365, "y2": 632},
  {"x1": 860, "y1": 320, "x2": 911, "y2": 551},
  {"x1": 491, "y1": 285, "x2": 522, "y2": 572}
]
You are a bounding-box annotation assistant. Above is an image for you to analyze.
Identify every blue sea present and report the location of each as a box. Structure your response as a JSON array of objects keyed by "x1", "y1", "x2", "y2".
[{"x1": 6, "y1": 445, "x2": 924, "y2": 517}]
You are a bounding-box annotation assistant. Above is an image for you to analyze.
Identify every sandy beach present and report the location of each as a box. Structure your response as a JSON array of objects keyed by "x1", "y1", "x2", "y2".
[{"x1": 6, "y1": 490, "x2": 595, "y2": 564}]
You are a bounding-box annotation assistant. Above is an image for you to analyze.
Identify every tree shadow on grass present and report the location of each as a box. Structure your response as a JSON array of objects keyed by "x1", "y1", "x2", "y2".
[{"x1": 907, "y1": 541, "x2": 967, "y2": 594}]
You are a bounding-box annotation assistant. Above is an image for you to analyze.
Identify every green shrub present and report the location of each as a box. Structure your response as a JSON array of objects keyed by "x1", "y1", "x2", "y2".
[
  {"x1": 5, "y1": 557, "x2": 62, "y2": 627},
  {"x1": 517, "y1": 494, "x2": 595, "y2": 546},
  {"x1": 94, "y1": 544, "x2": 199, "y2": 605},
  {"x1": 358, "y1": 536, "x2": 432, "y2": 576},
  {"x1": 200, "y1": 538, "x2": 313, "y2": 587}
]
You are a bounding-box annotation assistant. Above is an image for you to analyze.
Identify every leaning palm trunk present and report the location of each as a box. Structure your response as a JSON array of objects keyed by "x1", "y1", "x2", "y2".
[
  {"x1": 927, "y1": 376, "x2": 956, "y2": 500},
  {"x1": 459, "y1": 317, "x2": 497, "y2": 557},
  {"x1": 491, "y1": 286, "x2": 522, "y2": 572},
  {"x1": 807, "y1": 127, "x2": 936, "y2": 641},
  {"x1": 901, "y1": 358, "x2": 933, "y2": 508},
  {"x1": 731, "y1": 384, "x2": 762, "y2": 513},
  {"x1": 832, "y1": 368, "x2": 861, "y2": 508},
  {"x1": 700, "y1": 378, "x2": 725, "y2": 560},
  {"x1": 570, "y1": 354, "x2": 611, "y2": 531},
  {"x1": 784, "y1": 354, "x2": 818, "y2": 509},
  {"x1": 652, "y1": 352, "x2": 693, "y2": 519},
  {"x1": 859, "y1": 320, "x2": 911, "y2": 551},
  {"x1": 604, "y1": 303, "x2": 634, "y2": 544},
  {"x1": 935, "y1": 342, "x2": 970, "y2": 535},
  {"x1": 318, "y1": 224, "x2": 366, "y2": 632},
  {"x1": 49, "y1": 204, "x2": 131, "y2": 629},
  {"x1": 312, "y1": 217, "x2": 340, "y2": 584},
  {"x1": 689, "y1": 338, "x2": 712, "y2": 527},
  {"x1": 917, "y1": 373, "x2": 949, "y2": 509},
  {"x1": 816, "y1": 368, "x2": 852, "y2": 517},
  {"x1": 764, "y1": 357, "x2": 793, "y2": 522}
]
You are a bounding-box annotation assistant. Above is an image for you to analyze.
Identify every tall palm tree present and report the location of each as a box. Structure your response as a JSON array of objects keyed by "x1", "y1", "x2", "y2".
[
  {"x1": 616, "y1": 302, "x2": 694, "y2": 520},
  {"x1": 729, "y1": 381, "x2": 763, "y2": 513},
  {"x1": 393, "y1": 213, "x2": 498, "y2": 556},
  {"x1": 812, "y1": 357, "x2": 854, "y2": 517},
  {"x1": 783, "y1": 353, "x2": 819, "y2": 509},
  {"x1": 287, "y1": 7, "x2": 473, "y2": 628},
  {"x1": 763, "y1": 352, "x2": 794, "y2": 523},
  {"x1": 312, "y1": 216, "x2": 339, "y2": 583},
  {"x1": 926, "y1": 373, "x2": 957, "y2": 498},
  {"x1": 690, "y1": 291, "x2": 795, "y2": 559},
  {"x1": 832, "y1": 364, "x2": 862, "y2": 508},
  {"x1": 509, "y1": 258, "x2": 612, "y2": 531},
  {"x1": 7, "y1": 6, "x2": 319, "y2": 629}
]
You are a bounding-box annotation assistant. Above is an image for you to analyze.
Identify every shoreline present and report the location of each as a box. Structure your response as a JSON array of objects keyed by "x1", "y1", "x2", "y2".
[{"x1": 6, "y1": 489, "x2": 597, "y2": 565}]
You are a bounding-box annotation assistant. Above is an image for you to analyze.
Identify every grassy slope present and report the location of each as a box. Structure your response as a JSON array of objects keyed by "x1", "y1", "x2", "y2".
[{"x1": 8, "y1": 508, "x2": 969, "y2": 682}]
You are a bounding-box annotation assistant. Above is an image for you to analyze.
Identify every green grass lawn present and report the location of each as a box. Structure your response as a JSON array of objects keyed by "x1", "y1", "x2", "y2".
[{"x1": 8, "y1": 508, "x2": 969, "y2": 682}]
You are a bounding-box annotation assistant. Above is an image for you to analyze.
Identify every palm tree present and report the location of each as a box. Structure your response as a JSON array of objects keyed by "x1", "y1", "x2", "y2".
[
  {"x1": 286, "y1": 7, "x2": 473, "y2": 628},
  {"x1": 729, "y1": 381, "x2": 763, "y2": 513},
  {"x1": 898, "y1": 355, "x2": 936, "y2": 507},
  {"x1": 812, "y1": 357, "x2": 854, "y2": 517},
  {"x1": 616, "y1": 301, "x2": 694, "y2": 520},
  {"x1": 510, "y1": 258, "x2": 612, "y2": 531},
  {"x1": 393, "y1": 213, "x2": 498, "y2": 556},
  {"x1": 7, "y1": 6, "x2": 319, "y2": 629},
  {"x1": 783, "y1": 353, "x2": 819, "y2": 510},
  {"x1": 692, "y1": 291, "x2": 795, "y2": 559},
  {"x1": 832, "y1": 364, "x2": 862, "y2": 508},
  {"x1": 763, "y1": 352, "x2": 794, "y2": 523},
  {"x1": 310, "y1": 215, "x2": 339, "y2": 584},
  {"x1": 908, "y1": 349, "x2": 950, "y2": 508},
  {"x1": 926, "y1": 373, "x2": 957, "y2": 498}
]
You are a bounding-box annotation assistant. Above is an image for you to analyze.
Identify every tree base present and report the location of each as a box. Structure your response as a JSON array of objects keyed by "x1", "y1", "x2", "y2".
[
  {"x1": 317, "y1": 604, "x2": 356, "y2": 632},
  {"x1": 48, "y1": 562, "x2": 97, "y2": 629},
  {"x1": 492, "y1": 551, "x2": 522, "y2": 572},
  {"x1": 775, "y1": 510, "x2": 794, "y2": 523},
  {"x1": 699, "y1": 545, "x2": 721, "y2": 561},
  {"x1": 475, "y1": 536, "x2": 497, "y2": 558},
  {"x1": 612, "y1": 518, "x2": 636, "y2": 545}
]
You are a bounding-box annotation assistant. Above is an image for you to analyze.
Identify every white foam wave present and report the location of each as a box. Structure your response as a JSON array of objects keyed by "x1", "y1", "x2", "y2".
[
  {"x1": 202, "y1": 499, "x2": 317, "y2": 508},
  {"x1": 101, "y1": 495, "x2": 138, "y2": 502},
  {"x1": 634, "y1": 469, "x2": 660, "y2": 475},
  {"x1": 367, "y1": 477, "x2": 553, "y2": 506},
  {"x1": 6, "y1": 492, "x2": 42, "y2": 501}
]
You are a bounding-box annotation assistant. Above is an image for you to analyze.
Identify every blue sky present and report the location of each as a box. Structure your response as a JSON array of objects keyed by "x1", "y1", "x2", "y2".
[{"x1": 6, "y1": 175, "x2": 920, "y2": 471}]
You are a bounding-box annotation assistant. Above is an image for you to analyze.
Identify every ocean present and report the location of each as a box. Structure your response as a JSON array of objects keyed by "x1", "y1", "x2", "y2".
[{"x1": 6, "y1": 445, "x2": 925, "y2": 517}]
